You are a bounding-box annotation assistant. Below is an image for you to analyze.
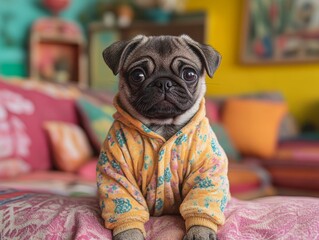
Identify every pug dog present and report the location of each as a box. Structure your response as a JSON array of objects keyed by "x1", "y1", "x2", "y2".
[{"x1": 97, "y1": 35, "x2": 229, "y2": 240}]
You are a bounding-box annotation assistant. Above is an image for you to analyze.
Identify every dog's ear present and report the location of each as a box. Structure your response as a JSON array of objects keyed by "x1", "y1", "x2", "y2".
[
  {"x1": 102, "y1": 35, "x2": 146, "y2": 75},
  {"x1": 181, "y1": 35, "x2": 221, "y2": 78}
]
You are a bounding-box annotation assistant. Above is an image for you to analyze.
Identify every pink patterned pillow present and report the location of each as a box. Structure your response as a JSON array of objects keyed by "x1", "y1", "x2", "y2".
[
  {"x1": 0, "y1": 79, "x2": 78, "y2": 170},
  {"x1": 0, "y1": 159, "x2": 31, "y2": 179}
]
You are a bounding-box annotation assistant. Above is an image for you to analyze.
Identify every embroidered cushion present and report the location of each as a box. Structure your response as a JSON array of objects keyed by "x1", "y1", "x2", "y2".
[
  {"x1": 0, "y1": 159, "x2": 31, "y2": 179},
  {"x1": 44, "y1": 122, "x2": 93, "y2": 172},
  {"x1": 77, "y1": 98, "x2": 116, "y2": 152},
  {"x1": 0, "y1": 79, "x2": 78, "y2": 170}
]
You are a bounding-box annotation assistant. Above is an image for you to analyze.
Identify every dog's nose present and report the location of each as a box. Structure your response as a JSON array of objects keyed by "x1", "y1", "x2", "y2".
[{"x1": 155, "y1": 79, "x2": 173, "y2": 91}]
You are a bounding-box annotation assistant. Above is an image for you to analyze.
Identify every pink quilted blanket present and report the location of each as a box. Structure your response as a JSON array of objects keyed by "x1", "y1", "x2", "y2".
[{"x1": 1, "y1": 189, "x2": 319, "y2": 240}]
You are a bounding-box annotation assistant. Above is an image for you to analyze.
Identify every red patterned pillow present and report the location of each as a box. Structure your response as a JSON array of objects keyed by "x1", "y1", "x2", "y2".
[
  {"x1": 0, "y1": 79, "x2": 78, "y2": 171},
  {"x1": 0, "y1": 158, "x2": 31, "y2": 179}
]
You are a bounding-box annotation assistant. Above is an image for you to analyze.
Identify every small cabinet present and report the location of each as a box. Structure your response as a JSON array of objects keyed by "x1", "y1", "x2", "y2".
[{"x1": 29, "y1": 18, "x2": 88, "y2": 87}]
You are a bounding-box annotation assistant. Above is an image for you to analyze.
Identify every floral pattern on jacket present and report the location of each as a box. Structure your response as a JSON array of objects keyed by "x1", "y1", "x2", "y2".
[{"x1": 96, "y1": 96, "x2": 230, "y2": 236}]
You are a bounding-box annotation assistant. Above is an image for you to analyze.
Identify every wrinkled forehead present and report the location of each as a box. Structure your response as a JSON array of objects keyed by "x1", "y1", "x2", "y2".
[{"x1": 123, "y1": 36, "x2": 202, "y2": 70}]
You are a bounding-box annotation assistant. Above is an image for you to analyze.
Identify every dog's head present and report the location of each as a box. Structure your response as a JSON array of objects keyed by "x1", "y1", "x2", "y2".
[{"x1": 103, "y1": 35, "x2": 221, "y2": 124}]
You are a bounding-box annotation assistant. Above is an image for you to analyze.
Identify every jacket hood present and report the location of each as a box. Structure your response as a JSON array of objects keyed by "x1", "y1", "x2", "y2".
[{"x1": 112, "y1": 95, "x2": 207, "y2": 142}]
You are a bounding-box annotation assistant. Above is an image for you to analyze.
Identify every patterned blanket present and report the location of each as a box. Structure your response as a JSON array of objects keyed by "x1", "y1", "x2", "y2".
[{"x1": 1, "y1": 189, "x2": 319, "y2": 240}]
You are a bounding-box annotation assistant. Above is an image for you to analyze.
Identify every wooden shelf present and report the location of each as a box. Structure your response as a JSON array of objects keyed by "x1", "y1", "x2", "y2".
[{"x1": 88, "y1": 12, "x2": 207, "y2": 90}]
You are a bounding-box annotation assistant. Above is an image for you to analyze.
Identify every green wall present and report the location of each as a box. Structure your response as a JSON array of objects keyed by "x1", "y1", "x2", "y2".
[{"x1": 0, "y1": 0, "x2": 99, "y2": 77}]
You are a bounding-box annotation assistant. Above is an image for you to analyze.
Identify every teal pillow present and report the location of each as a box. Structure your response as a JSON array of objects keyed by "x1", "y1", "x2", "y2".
[
  {"x1": 211, "y1": 123, "x2": 241, "y2": 161},
  {"x1": 77, "y1": 98, "x2": 116, "y2": 152}
]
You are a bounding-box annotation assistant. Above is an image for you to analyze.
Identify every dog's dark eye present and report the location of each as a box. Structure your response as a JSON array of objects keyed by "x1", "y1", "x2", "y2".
[
  {"x1": 182, "y1": 68, "x2": 198, "y2": 81},
  {"x1": 130, "y1": 69, "x2": 145, "y2": 82}
]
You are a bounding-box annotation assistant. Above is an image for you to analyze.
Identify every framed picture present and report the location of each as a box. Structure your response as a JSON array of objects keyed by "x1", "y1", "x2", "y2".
[
  {"x1": 30, "y1": 18, "x2": 88, "y2": 87},
  {"x1": 241, "y1": 0, "x2": 319, "y2": 64}
]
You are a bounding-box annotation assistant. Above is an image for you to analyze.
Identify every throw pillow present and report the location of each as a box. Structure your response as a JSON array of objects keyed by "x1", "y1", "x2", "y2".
[
  {"x1": 211, "y1": 123, "x2": 241, "y2": 161},
  {"x1": 222, "y1": 98, "x2": 287, "y2": 159},
  {"x1": 206, "y1": 99, "x2": 220, "y2": 123},
  {"x1": 0, "y1": 158, "x2": 31, "y2": 179},
  {"x1": 44, "y1": 122, "x2": 93, "y2": 172},
  {"x1": 228, "y1": 164, "x2": 261, "y2": 194},
  {"x1": 44, "y1": 122, "x2": 92, "y2": 172},
  {"x1": 76, "y1": 98, "x2": 116, "y2": 152},
  {"x1": 210, "y1": 92, "x2": 300, "y2": 141},
  {"x1": 0, "y1": 79, "x2": 78, "y2": 170},
  {"x1": 77, "y1": 159, "x2": 98, "y2": 181},
  {"x1": 241, "y1": 92, "x2": 299, "y2": 140},
  {"x1": 278, "y1": 114, "x2": 299, "y2": 141}
]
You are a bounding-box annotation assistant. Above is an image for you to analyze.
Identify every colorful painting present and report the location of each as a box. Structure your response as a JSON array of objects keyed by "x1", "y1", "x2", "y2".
[{"x1": 241, "y1": 0, "x2": 319, "y2": 64}]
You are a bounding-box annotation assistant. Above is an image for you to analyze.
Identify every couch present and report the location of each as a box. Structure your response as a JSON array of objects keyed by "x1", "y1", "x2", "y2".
[
  {"x1": 0, "y1": 77, "x2": 274, "y2": 199},
  {"x1": 206, "y1": 92, "x2": 319, "y2": 193},
  {"x1": 2, "y1": 78, "x2": 319, "y2": 239}
]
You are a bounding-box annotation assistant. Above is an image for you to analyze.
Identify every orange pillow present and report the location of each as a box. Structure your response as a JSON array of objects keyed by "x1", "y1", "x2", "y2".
[
  {"x1": 222, "y1": 99, "x2": 287, "y2": 159},
  {"x1": 228, "y1": 164, "x2": 261, "y2": 194},
  {"x1": 44, "y1": 122, "x2": 93, "y2": 172}
]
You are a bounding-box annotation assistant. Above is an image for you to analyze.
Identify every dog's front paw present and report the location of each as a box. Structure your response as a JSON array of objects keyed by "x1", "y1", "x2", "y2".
[
  {"x1": 113, "y1": 229, "x2": 144, "y2": 240},
  {"x1": 183, "y1": 226, "x2": 217, "y2": 240}
]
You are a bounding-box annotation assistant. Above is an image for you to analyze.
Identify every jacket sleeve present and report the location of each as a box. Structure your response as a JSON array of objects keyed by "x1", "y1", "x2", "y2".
[
  {"x1": 96, "y1": 123, "x2": 149, "y2": 237},
  {"x1": 179, "y1": 126, "x2": 230, "y2": 233}
]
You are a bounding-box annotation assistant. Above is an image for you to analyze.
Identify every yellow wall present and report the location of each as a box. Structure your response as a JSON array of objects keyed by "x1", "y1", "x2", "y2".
[{"x1": 187, "y1": 0, "x2": 319, "y2": 127}]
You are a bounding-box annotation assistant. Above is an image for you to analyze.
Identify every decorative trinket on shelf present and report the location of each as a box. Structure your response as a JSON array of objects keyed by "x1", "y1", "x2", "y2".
[{"x1": 42, "y1": 0, "x2": 71, "y2": 16}]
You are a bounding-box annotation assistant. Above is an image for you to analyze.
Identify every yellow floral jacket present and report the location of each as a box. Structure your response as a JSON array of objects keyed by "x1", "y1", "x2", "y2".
[{"x1": 97, "y1": 96, "x2": 230, "y2": 237}]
